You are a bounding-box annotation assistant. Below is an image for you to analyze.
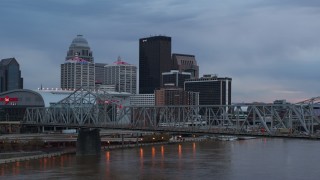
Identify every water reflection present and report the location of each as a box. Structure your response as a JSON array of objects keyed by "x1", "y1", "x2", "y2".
[
  {"x1": 193, "y1": 142, "x2": 196, "y2": 158},
  {"x1": 1, "y1": 139, "x2": 320, "y2": 179},
  {"x1": 139, "y1": 147, "x2": 144, "y2": 174},
  {"x1": 105, "y1": 151, "x2": 110, "y2": 177},
  {"x1": 178, "y1": 144, "x2": 182, "y2": 159},
  {"x1": 151, "y1": 147, "x2": 156, "y2": 158},
  {"x1": 161, "y1": 145, "x2": 164, "y2": 158}
]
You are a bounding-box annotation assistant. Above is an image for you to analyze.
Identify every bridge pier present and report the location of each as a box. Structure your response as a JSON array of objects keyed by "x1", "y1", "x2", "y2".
[{"x1": 76, "y1": 128, "x2": 101, "y2": 156}]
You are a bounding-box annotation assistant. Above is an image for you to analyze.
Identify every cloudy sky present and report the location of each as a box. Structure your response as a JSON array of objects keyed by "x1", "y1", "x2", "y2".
[{"x1": 1, "y1": 0, "x2": 320, "y2": 103}]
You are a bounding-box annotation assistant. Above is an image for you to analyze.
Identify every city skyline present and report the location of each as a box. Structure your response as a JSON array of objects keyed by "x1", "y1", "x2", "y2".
[{"x1": 1, "y1": 0, "x2": 320, "y2": 103}]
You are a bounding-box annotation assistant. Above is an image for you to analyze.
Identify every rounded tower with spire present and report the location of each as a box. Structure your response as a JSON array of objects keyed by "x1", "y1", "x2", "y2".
[{"x1": 66, "y1": 35, "x2": 94, "y2": 63}]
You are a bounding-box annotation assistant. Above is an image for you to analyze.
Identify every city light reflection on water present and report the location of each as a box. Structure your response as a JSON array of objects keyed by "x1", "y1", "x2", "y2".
[{"x1": 1, "y1": 139, "x2": 320, "y2": 179}]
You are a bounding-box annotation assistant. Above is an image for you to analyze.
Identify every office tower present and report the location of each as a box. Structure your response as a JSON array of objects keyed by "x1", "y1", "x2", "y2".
[
  {"x1": 61, "y1": 35, "x2": 95, "y2": 90},
  {"x1": 0, "y1": 58, "x2": 23, "y2": 93},
  {"x1": 162, "y1": 70, "x2": 191, "y2": 89},
  {"x1": 60, "y1": 56, "x2": 95, "y2": 90},
  {"x1": 66, "y1": 35, "x2": 94, "y2": 63},
  {"x1": 172, "y1": 53, "x2": 199, "y2": 78},
  {"x1": 155, "y1": 87, "x2": 199, "y2": 106},
  {"x1": 104, "y1": 57, "x2": 137, "y2": 94},
  {"x1": 139, "y1": 36, "x2": 172, "y2": 94},
  {"x1": 184, "y1": 74, "x2": 232, "y2": 106},
  {"x1": 95, "y1": 63, "x2": 107, "y2": 85}
]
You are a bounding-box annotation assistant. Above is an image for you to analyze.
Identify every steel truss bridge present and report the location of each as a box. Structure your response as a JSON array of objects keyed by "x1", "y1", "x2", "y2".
[{"x1": 22, "y1": 89, "x2": 320, "y2": 136}]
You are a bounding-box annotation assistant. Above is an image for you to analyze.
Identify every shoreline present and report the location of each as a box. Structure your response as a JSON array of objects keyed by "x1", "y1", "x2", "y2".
[
  {"x1": 0, "y1": 149, "x2": 76, "y2": 165},
  {"x1": 0, "y1": 138, "x2": 206, "y2": 165}
]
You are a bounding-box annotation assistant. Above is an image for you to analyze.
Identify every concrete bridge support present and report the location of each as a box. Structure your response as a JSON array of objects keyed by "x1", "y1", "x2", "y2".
[{"x1": 76, "y1": 128, "x2": 101, "y2": 156}]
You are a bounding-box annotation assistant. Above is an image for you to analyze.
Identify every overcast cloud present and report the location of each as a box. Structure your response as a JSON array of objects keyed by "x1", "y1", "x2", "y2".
[{"x1": 1, "y1": 0, "x2": 320, "y2": 103}]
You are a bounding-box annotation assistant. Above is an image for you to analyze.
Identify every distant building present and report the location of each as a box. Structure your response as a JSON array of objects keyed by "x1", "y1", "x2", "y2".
[
  {"x1": 0, "y1": 89, "x2": 44, "y2": 133},
  {"x1": 0, "y1": 58, "x2": 23, "y2": 93},
  {"x1": 66, "y1": 35, "x2": 94, "y2": 63},
  {"x1": 61, "y1": 35, "x2": 95, "y2": 90},
  {"x1": 172, "y1": 53, "x2": 199, "y2": 78},
  {"x1": 60, "y1": 56, "x2": 95, "y2": 90},
  {"x1": 184, "y1": 74, "x2": 232, "y2": 106},
  {"x1": 104, "y1": 57, "x2": 137, "y2": 94},
  {"x1": 139, "y1": 36, "x2": 172, "y2": 94},
  {"x1": 130, "y1": 94, "x2": 155, "y2": 106},
  {"x1": 155, "y1": 87, "x2": 199, "y2": 106},
  {"x1": 95, "y1": 63, "x2": 107, "y2": 85},
  {"x1": 96, "y1": 84, "x2": 116, "y2": 92},
  {"x1": 162, "y1": 70, "x2": 191, "y2": 89}
]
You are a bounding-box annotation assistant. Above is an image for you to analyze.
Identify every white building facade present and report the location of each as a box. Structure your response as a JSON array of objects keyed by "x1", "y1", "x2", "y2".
[
  {"x1": 61, "y1": 58, "x2": 95, "y2": 90},
  {"x1": 104, "y1": 57, "x2": 137, "y2": 94}
]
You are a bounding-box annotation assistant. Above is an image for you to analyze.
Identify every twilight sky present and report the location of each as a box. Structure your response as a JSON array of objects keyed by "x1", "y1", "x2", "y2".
[{"x1": 1, "y1": 0, "x2": 320, "y2": 103}]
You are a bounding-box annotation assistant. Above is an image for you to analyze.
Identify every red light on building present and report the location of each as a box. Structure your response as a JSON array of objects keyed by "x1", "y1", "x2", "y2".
[{"x1": 0, "y1": 96, "x2": 18, "y2": 105}]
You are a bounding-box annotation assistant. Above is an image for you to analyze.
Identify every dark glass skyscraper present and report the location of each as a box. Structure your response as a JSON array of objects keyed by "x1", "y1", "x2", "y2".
[
  {"x1": 0, "y1": 58, "x2": 23, "y2": 93},
  {"x1": 139, "y1": 36, "x2": 172, "y2": 94}
]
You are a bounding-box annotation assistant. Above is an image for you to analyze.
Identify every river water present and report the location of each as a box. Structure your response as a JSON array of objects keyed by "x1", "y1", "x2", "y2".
[{"x1": 1, "y1": 138, "x2": 320, "y2": 180}]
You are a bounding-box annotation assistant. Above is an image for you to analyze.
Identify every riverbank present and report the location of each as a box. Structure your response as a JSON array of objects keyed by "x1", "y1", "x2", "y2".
[
  {"x1": 0, "y1": 149, "x2": 76, "y2": 165},
  {"x1": 0, "y1": 137, "x2": 208, "y2": 165}
]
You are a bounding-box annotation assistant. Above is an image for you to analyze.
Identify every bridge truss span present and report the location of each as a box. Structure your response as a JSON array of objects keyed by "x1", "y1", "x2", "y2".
[{"x1": 23, "y1": 98, "x2": 320, "y2": 136}]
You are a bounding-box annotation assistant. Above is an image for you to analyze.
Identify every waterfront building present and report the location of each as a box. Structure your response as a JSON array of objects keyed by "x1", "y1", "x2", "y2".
[
  {"x1": 66, "y1": 35, "x2": 94, "y2": 63},
  {"x1": 162, "y1": 70, "x2": 191, "y2": 89},
  {"x1": 184, "y1": 74, "x2": 232, "y2": 106},
  {"x1": 104, "y1": 57, "x2": 137, "y2": 94},
  {"x1": 61, "y1": 35, "x2": 95, "y2": 90},
  {"x1": 0, "y1": 89, "x2": 44, "y2": 133},
  {"x1": 0, "y1": 58, "x2": 23, "y2": 93},
  {"x1": 130, "y1": 94, "x2": 155, "y2": 106},
  {"x1": 172, "y1": 53, "x2": 199, "y2": 78},
  {"x1": 139, "y1": 36, "x2": 172, "y2": 94},
  {"x1": 155, "y1": 87, "x2": 199, "y2": 106}
]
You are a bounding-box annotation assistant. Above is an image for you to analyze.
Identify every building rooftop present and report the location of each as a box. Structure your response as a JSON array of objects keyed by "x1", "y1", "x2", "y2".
[
  {"x1": 0, "y1": 58, "x2": 18, "y2": 66},
  {"x1": 70, "y1": 35, "x2": 90, "y2": 48}
]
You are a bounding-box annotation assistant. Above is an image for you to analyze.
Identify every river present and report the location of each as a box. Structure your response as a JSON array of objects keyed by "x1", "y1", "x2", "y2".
[{"x1": 1, "y1": 138, "x2": 320, "y2": 180}]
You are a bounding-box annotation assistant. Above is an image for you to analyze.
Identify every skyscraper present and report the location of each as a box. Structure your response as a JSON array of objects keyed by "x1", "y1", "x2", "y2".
[
  {"x1": 139, "y1": 36, "x2": 172, "y2": 94},
  {"x1": 104, "y1": 57, "x2": 137, "y2": 94},
  {"x1": 95, "y1": 63, "x2": 107, "y2": 84},
  {"x1": 61, "y1": 35, "x2": 95, "y2": 90},
  {"x1": 0, "y1": 58, "x2": 23, "y2": 93},
  {"x1": 172, "y1": 53, "x2": 199, "y2": 78}
]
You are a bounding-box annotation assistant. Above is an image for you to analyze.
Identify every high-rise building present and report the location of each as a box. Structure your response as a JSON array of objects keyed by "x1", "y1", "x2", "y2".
[
  {"x1": 0, "y1": 58, "x2": 23, "y2": 93},
  {"x1": 162, "y1": 70, "x2": 191, "y2": 89},
  {"x1": 104, "y1": 57, "x2": 137, "y2": 94},
  {"x1": 95, "y1": 63, "x2": 107, "y2": 85},
  {"x1": 60, "y1": 56, "x2": 95, "y2": 90},
  {"x1": 184, "y1": 74, "x2": 232, "y2": 106},
  {"x1": 61, "y1": 35, "x2": 95, "y2": 90},
  {"x1": 139, "y1": 36, "x2": 172, "y2": 94},
  {"x1": 66, "y1": 35, "x2": 94, "y2": 63},
  {"x1": 172, "y1": 53, "x2": 199, "y2": 78}
]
